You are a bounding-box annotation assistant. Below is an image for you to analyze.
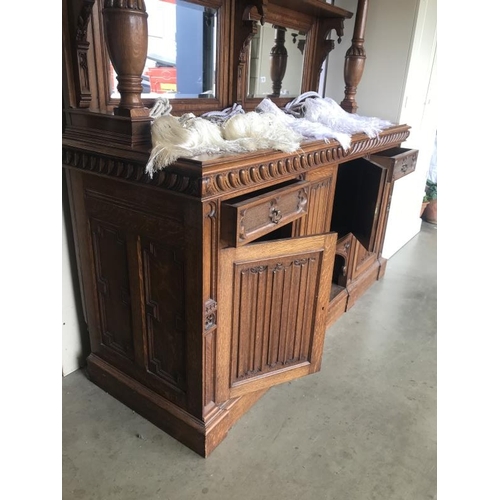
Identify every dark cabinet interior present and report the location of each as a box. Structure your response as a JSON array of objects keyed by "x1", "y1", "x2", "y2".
[{"x1": 330, "y1": 158, "x2": 386, "y2": 250}]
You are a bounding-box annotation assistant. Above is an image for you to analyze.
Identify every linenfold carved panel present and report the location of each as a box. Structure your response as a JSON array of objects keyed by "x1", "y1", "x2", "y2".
[
  {"x1": 90, "y1": 218, "x2": 135, "y2": 360},
  {"x1": 295, "y1": 176, "x2": 333, "y2": 236},
  {"x1": 230, "y1": 253, "x2": 320, "y2": 384},
  {"x1": 142, "y1": 239, "x2": 187, "y2": 393}
]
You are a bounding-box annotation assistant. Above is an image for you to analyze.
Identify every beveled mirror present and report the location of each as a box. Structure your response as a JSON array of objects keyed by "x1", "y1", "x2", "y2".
[
  {"x1": 109, "y1": 0, "x2": 218, "y2": 100},
  {"x1": 247, "y1": 22, "x2": 306, "y2": 99}
]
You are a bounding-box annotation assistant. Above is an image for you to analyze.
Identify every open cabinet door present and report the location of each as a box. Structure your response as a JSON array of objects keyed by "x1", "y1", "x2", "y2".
[{"x1": 216, "y1": 233, "x2": 336, "y2": 403}]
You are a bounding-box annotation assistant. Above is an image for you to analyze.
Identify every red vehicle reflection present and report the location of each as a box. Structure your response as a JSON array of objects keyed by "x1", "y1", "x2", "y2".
[{"x1": 143, "y1": 54, "x2": 177, "y2": 94}]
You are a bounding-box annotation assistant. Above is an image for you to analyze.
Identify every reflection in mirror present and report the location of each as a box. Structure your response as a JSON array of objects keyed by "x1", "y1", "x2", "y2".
[
  {"x1": 248, "y1": 23, "x2": 306, "y2": 99},
  {"x1": 110, "y1": 0, "x2": 217, "y2": 100}
]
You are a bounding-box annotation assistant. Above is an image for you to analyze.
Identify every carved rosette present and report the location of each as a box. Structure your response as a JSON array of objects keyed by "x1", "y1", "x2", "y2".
[
  {"x1": 102, "y1": 0, "x2": 149, "y2": 117},
  {"x1": 204, "y1": 299, "x2": 218, "y2": 331}
]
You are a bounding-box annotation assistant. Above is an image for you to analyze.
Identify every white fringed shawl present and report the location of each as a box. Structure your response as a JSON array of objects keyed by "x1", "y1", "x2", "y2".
[
  {"x1": 256, "y1": 97, "x2": 353, "y2": 150},
  {"x1": 284, "y1": 91, "x2": 393, "y2": 140},
  {"x1": 145, "y1": 94, "x2": 394, "y2": 176},
  {"x1": 145, "y1": 97, "x2": 303, "y2": 177}
]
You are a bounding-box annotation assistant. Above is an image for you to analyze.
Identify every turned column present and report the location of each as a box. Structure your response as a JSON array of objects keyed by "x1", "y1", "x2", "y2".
[
  {"x1": 340, "y1": 0, "x2": 369, "y2": 113},
  {"x1": 268, "y1": 26, "x2": 288, "y2": 97},
  {"x1": 102, "y1": 0, "x2": 150, "y2": 117}
]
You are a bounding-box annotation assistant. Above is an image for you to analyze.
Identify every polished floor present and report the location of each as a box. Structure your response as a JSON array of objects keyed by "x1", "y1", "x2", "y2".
[{"x1": 62, "y1": 222, "x2": 437, "y2": 500}]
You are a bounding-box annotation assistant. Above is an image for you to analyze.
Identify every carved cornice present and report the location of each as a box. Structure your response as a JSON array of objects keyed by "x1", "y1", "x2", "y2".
[
  {"x1": 63, "y1": 127, "x2": 410, "y2": 199},
  {"x1": 200, "y1": 128, "x2": 410, "y2": 197},
  {"x1": 62, "y1": 147, "x2": 202, "y2": 196}
]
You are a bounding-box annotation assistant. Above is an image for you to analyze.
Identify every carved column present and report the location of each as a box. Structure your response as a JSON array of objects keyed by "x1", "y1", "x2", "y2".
[
  {"x1": 102, "y1": 0, "x2": 149, "y2": 117},
  {"x1": 74, "y1": 0, "x2": 95, "y2": 108},
  {"x1": 340, "y1": 0, "x2": 369, "y2": 113},
  {"x1": 268, "y1": 26, "x2": 288, "y2": 97}
]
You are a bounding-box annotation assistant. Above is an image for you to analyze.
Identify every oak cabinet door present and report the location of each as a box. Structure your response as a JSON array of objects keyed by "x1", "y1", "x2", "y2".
[{"x1": 216, "y1": 233, "x2": 336, "y2": 402}]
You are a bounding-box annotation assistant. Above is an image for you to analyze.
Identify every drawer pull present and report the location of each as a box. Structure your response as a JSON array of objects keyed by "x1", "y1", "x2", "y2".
[
  {"x1": 270, "y1": 207, "x2": 282, "y2": 224},
  {"x1": 401, "y1": 163, "x2": 408, "y2": 172}
]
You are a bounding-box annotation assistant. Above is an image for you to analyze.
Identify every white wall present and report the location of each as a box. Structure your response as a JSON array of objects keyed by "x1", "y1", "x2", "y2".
[
  {"x1": 62, "y1": 209, "x2": 84, "y2": 376},
  {"x1": 62, "y1": 176, "x2": 91, "y2": 376},
  {"x1": 324, "y1": 0, "x2": 437, "y2": 258}
]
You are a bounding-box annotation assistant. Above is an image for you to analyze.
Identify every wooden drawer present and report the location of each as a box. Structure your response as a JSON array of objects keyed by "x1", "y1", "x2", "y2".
[
  {"x1": 368, "y1": 147, "x2": 418, "y2": 180},
  {"x1": 221, "y1": 180, "x2": 309, "y2": 246},
  {"x1": 336, "y1": 233, "x2": 353, "y2": 258}
]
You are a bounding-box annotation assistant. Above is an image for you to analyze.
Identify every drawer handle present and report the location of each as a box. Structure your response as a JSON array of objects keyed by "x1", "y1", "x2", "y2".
[
  {"x1": 401, "y1": 163, "x2": 408, "y2": 172},
  {"x1": 270, "y1": 207, "x2": 282, "y2": 224}
]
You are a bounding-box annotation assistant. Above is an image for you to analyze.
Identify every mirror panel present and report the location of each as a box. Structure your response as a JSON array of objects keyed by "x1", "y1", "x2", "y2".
[
  {"x1": 110, "y1": 0, "x2": 218, "y2": 100},
  {"x1": 247, "y1": 23, "x2": 306, "y2": 99}
]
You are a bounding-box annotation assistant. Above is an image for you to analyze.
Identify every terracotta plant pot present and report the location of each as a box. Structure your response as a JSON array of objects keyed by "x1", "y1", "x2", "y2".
[
  {"x1": 422, "y1": 199, "x2": 437, "y2": 224},
  {"x1": 420, "y1": 201, "x2": 430, "y2": 217}
]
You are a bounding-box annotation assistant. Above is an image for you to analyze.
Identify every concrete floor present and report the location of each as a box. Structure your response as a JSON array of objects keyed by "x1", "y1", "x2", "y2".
[{"x1": 62, "y1": 222, "x2": 437, "y2": 500}]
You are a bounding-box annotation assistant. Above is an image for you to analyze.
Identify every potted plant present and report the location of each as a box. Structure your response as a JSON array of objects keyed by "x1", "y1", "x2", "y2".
[{"x1": 422, "y1": 179, "x2": 437, "y2": 224}]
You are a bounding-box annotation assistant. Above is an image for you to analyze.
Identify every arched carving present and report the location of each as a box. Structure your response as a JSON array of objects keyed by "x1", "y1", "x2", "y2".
[
  {"x1": 242, "y1": 0, "x2": 268, "y2": 25},
  {"x1": 315, "y1": 17, "x2": 345, "y2": 85}
]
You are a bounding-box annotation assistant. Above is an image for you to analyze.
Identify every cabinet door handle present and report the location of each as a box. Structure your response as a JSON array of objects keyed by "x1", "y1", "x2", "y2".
[{"x1": 270, "y1": 207, "x2": 282, "y2": 224}]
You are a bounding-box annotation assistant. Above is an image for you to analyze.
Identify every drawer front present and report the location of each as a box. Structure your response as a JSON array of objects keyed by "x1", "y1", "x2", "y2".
[
  {"x1": 393, "y1": 150, "x2": 418, "y2": 180},
  {"x1": 222, "y1": 180, "x2": 309, "y2": 246},
  {"x1": 368, "y1": 147, "x2": 419, "y2": 180}
]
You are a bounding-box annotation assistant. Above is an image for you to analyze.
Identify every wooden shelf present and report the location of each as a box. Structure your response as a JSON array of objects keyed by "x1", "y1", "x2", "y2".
[
  {"x1": 330, "y1": 283, "x2": 346, "y2": 300},
  {"x1": 271, "y1": 0, "x2": 353, "y2": 19}
]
